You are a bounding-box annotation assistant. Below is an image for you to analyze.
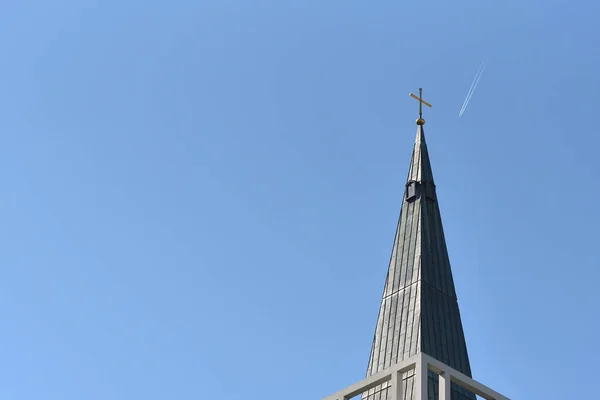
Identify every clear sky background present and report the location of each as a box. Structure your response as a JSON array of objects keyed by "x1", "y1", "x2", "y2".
[{"x1": 0, "y1": 1, "x2": 599, "y2": 399}]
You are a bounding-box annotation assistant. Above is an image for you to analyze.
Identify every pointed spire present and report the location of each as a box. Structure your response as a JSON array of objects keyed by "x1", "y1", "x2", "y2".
[
  {"x1": 407, "y1": 125, "x2": 435, "y2": 184},
  {"x1": 362, "y1": 111, "x2": 475, "y2": 400}
]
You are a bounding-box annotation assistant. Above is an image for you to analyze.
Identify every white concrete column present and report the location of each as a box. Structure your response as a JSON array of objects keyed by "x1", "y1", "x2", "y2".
[
  {"x1": 438, "y1": 371, "x2": 451, "y2": 400},
  {"x1": 414, "y1": 355, "x2": 428, "y2": 400},
  {"x1": 389, "y1": 370, "x2": 403, "y2": 400}
]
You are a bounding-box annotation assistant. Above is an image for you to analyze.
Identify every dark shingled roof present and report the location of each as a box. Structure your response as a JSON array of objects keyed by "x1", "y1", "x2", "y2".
[{"x1": 362, "y1": 124, "x2": 475, "y2": 400}]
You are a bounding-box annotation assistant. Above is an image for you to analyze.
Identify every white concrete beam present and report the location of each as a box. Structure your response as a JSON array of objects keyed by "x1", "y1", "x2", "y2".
[
  {"x1": 422, "y1": 353, "x2": 510, "y2": 400},
  {"x1": 322, "y1": 352, "x2": 510, "y2": 400},
  {"x1": 321, "y1": 356, "x2": 418, "y2": 400}
]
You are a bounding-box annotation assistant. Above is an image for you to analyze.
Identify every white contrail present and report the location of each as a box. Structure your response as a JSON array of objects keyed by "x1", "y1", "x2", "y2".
[
  {"x1": 459, "y1": 60, "x2": 486, "y2": 116},
  {"x1": 459, "y1": 60, "x2": 487, "y2": 117},
  {"x1": 459, "y1": 60, "x2": 486, "y2": 117},
  {"x1": 459, "y1": 62, "x2": 484, "y2": 115}
]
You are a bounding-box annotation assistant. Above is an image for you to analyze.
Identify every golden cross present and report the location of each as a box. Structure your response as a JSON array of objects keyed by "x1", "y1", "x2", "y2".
[{"x1": 409, "y1": 88, "x2": 432, "y2": 120}]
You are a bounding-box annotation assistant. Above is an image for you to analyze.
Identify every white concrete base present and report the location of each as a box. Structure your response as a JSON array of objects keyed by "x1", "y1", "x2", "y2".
[{"x1": 322, "y1": 352, "x2": 509, "y2": 400}]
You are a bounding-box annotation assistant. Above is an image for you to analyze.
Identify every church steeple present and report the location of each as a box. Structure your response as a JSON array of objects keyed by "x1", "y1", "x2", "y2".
[
  {"x1": 363, "y1": 92, "x2": 475, "y2": 400},
  {"x1": 323, "y1": 89, "x2": 509, "y2": 400}
]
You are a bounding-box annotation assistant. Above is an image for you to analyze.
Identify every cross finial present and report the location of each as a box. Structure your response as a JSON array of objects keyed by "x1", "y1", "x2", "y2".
[{"x1": 409, "y1": 88, "x2": 432, "y2": 125}]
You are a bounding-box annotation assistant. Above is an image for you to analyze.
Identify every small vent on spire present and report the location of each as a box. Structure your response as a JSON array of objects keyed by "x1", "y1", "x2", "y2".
[{"x1": 406, "y1": 180, "x2": 418, "y2": 202}]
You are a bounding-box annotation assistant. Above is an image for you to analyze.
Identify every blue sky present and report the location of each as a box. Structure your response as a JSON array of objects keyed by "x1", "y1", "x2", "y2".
[{"x1": 0, "y1": 0, "x2": 599, "y2": 399}]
